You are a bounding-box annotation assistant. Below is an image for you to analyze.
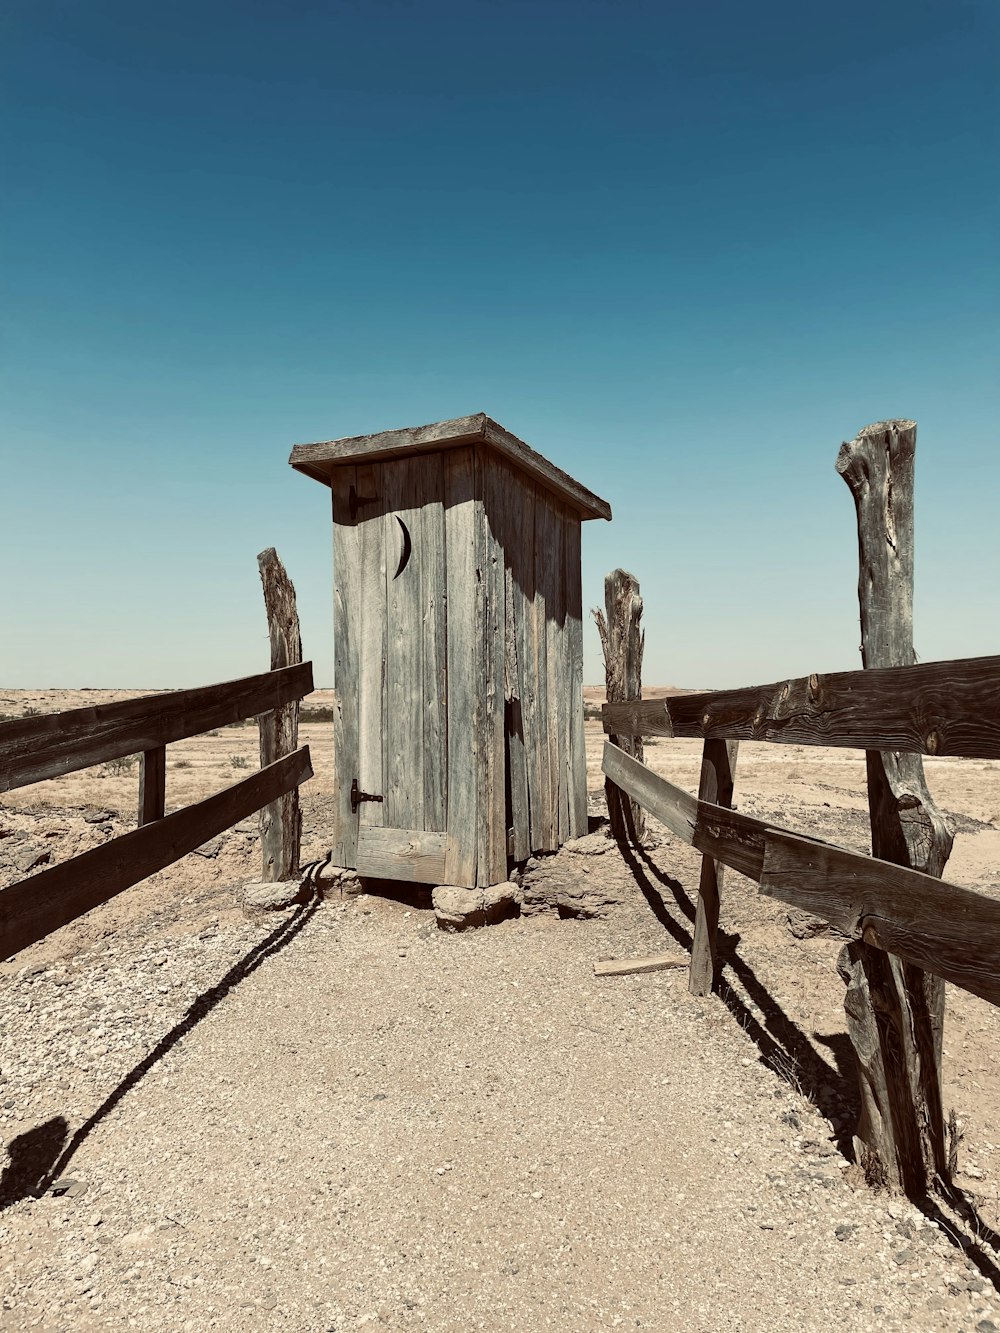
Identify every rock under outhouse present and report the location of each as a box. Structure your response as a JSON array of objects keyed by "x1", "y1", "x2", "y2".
[{"x1": 289, "y1": 413, "x2": 612, "y2": 889}]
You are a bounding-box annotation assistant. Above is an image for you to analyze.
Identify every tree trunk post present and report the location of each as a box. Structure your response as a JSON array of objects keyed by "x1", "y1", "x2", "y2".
[
  {"x1": 688, "y1": 738, "x2": 738, "y2": 996},
  {"x1": 594, "y1": 569, "x2": 645, "y2": 845},
  {"x1": 257, "y1": 548, "x2": 304, "y2": 881},
  {"x1": 836, "y1": 419, "x2": 954, "y2": 1195}
]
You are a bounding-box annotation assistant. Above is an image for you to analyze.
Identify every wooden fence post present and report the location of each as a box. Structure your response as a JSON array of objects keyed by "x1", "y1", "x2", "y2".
[
  {"x1": 137, "y1": 746, "x2": 166, "y2": 827},
  {"x1": 688, "y1": 738, "x2": 738, "y2": 996},
  {"x1": 836, "y1": 419, "x2": 954, "y2": 1195},
  {"x1": 594, "y1": 569, "x2": 645, "y2": 844},
  {"x1": 257, "y1": 548, "x2": 304, "y2": 881}
]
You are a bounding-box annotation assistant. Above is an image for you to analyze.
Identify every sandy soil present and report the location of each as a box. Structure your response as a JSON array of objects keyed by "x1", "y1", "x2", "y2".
[{"x1": 2, "y1": 689, "x2": 999, "y2": 1330}]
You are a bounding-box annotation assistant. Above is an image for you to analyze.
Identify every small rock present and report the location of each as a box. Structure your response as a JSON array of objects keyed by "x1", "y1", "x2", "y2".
[
  {"x1": 241, "y1": 881, "x2": 305, "y2": 912},
  {"x1": 893, "y1": 1248, "x2": 914, "y2": 1265},
  {"x1": 432, "y1": 885, "x2": 486, "y2": 931},
  {"x1": 785, "y1": 908, "x2": 832, "y2": 940},
  {"x1": 194, "y1": 835, "x2": 223, "y2": 859},
  {"x1": 562, "y1": 831, "x2": 611, "y2": 856},
  {"x1": 835, "y1": 1224, "x2": 856, "y2": 1241},
  {"x1": 483, "y1": 880, "x2": 522, "y2": 924},
  {"x1": 977, "y1": 1321, "x2": 999, "y2": 1333},
  {"x1": 11, "y1": 845, "x2": 52, "y2": 874},
  {"x1": 84, "y1": 810, "x2": 114, "y2": 825}
]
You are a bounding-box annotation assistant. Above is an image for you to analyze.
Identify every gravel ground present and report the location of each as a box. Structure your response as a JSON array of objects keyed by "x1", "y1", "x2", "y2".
[{"x1": 2, "y1": 872, "x2": 998, "y2": 1333}]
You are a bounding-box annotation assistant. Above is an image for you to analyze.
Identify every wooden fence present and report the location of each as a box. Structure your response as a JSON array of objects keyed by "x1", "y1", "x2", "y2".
[
  {"x1": 0, "y1": 551, "x2": 314, "y2": 965},
  {"x1": 599, "y1": 419, "x2": 1000, "y2": 1198}
]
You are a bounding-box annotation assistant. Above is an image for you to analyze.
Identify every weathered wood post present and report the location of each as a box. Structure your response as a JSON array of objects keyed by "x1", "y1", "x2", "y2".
[
  {"x1": 836, "y1": 419, "x2": 954, "y2": 1194},
  {"x1": 137, "y1": 746, "x2": 166, "y2": 827},
  {"x1": 257, "y1": 548, "x2": 304, "y2": 881},
  {"x1": 594, "y1": 569, "x2": 645, "y2": 844},
  {"x1": 688, "y1": 738, "x2": 738, "y2": 996}
]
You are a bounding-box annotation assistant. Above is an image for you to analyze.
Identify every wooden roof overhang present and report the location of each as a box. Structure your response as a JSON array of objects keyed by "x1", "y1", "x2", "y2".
[{"x1": 289, "y1": 412, "x2": 612, "y2": 522}]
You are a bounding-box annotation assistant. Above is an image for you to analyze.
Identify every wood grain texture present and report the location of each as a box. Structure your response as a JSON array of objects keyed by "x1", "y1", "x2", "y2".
[
  {"x1": 355, "y1": 825, "x2": 450, "y2": 884},
  {"x1": 601, "y1": 654, "x2": 1000, "y2": 758},
  {"x1": 419, "y1": 454, "x2": 447, "y2": 833},
  {"x1": 477, "y1": 452, "x2": 507, "y2": 886},
  {"x1": 331, "y1": 466, "x2": 361, "y2": 865},
  {"x1": 838, "y1": 418, "x2": 952, "y2": 1196},
  {"x1": 532, "y1": 491, "x2": 556, "y2": 851},
  {"x1": 595, "y1": 570, "x2": 645, "y2": 844},
  {"x1": 0, "y1": 748, "x2": 313, "y2": 965},
  {"x1": 383, "y1": 458, "x2": 426, "y2": 829},
  {"x1": 443, "y1": 448, "x2": 479, "y2": 886},
  {"x1": 0, "y1": 663, "x2": 314, "y2": 795},
  {"x1": 564, "y1": 515, "x2": 588, "y2": 838},
  {"x1": 138, "y1": 747, "x2": 166, "y2": 828},
  {"x1": 542, "y1": 493, "x2": 568, "y2": 846},
  {"x1": 759, "y1": 831, "x2": 1000, "y2": 1008},
  {"x1": 688, "y1": 739, "x2": 739, "y2": 997},
  {"x1": 357, "y1": 462, "x2": 387, "y2": 835},
  {"x1": 257, "y1": 547, "x2": 303, "y2": 881},
  {"x1": 290, "y1": 412, "x2": 612, "y2": 521}
]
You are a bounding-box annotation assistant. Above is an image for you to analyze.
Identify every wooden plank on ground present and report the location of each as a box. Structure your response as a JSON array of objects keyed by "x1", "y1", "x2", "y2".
[
  {"x1": 601, "y1": 654, "x2": 1000, "y2": 759},
  {"x1": 355, "y1": 826, "x2": 450, "y2": 884},
  {"x1": 138, "y1": 747, "x2": 166, "y2": 828},
  {"x1": 594, "y1": 954, "x2": 688, "y2": 977},
  {"x1": 0, "y1": 748, "x2": 313, "y2": 964},
  {"x1": 0, "y1": 663, "x2": 314, "y2": 795},
  {"x1": 688, "y1": 738, "x2": 739, "y2": 997},
  {"x1": 759, "y1": 830, "x2": 1000, "y2": 1008},
  {"x1": 443, "y1": 447, "x2": 478, "y2": 886}
]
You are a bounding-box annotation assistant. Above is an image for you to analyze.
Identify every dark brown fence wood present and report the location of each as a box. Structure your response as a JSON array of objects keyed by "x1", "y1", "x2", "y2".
[
  {"x1": 138, "y1": 746, "x2": 166, "y2": 827},
  {"x1": 837, "y1": 419, "x2": 953, "y2": 1196},
  {"x1": 601, "y1": 740, "x2": 1000, "y2": 1009},
  {"x1": 257, "y1": 549, "x2": 304, "y2": 881},
  {"x1": 0, "y1": 748, "x2": 313, "y2": 964},
  {"x1": 688, "y1": 739, "x2": 738, "y2": 997},
  {"x1": 0, "y1": 662, "x2": 314, "y2": 795},
  {"x1": 594, "y1": 569, "x2": 645, "y2": 844},
  {"x1": 602, "y1": 654, "x2": 1000, "y2": 758}
]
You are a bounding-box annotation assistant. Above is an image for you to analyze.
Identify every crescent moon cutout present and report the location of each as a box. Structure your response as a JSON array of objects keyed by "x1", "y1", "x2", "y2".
[{"x1": 393, "y1": 516, "x2": 412, "y2": 579}]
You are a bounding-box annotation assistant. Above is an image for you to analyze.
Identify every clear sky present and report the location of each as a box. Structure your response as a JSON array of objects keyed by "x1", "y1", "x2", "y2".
[{"x1": 2, "y1": 0, "x2": 997, "y2": 690}]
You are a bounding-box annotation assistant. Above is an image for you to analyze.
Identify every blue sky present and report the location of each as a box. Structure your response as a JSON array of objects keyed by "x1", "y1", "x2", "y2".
[{"x1": 2, "y1": 0, "x2": 997, "y2": 689}]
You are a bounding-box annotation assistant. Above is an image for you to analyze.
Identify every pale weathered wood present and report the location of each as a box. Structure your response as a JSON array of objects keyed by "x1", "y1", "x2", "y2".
[
  {"x1": 138, "y1": 746, "x2": 166, "y2": 828},
  {"x1": 0, "y1": 663, "x2": 313, "y2": 795},
  {"x1": 477, "y1": 451, "x2": 507, "y2": 886},
  {"x1": 759, "y1": 831, "x2": 1000, "y2": 1008},
  {"x1": 257, "y1": 548, "x2": 303, "y2": 881},
  {"x1": 290, "y1": 413, "x2": 612, "y2": 521},
  {"x1": 601, "y1": 654, "x2": 1000, "y2": 758},
  {"x1": 594, "y1": 954, "x2": 688, "y2": 977},
  {"x1": 357, "y1": 462, "x2": 387, "y2": 835},
  {"x1": 443, "y1": 448, "x2": 479, "y2": 885},
  {"x1": 595, "y1": 570, "x2": 645, "y2": 844},
  {"x1": 564, "y1": 514, "x2": 588, "y2": 838},
  {"x1": 688, "y1": 739, "x2": 739, "y2": 997},
  {"x1": 518, "y1": 483, "x2": 544, "y2": 856},
  {"x1": 355, "y1": 825, "x2": 450, "y2": 884},
  {"x1": 542, "y1": 492, "x2": 567, "y2": 847},
  {"x1": 0, "y1": 749, "x2": 313, "y2": 964},
  {"x1": 419, "y1": 454, "x2": 447, "y2": 833},
  {"x1": 331, "y1": 466, "x2": 361, "y2": 865},
  {"x1": 837, "y1": 418, "x2": 953, "y2": 1195},
  {"x1": 383, "y1": 458, "x2": 426, "y2": 829},
  {"x1": 532, "y1": 490, "x2": 555, "y2": 850}
]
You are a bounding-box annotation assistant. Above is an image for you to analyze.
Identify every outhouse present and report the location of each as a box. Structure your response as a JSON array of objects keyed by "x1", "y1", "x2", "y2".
[{"x1": 290, "y1": 413, "x2": 611, "y2": 889}]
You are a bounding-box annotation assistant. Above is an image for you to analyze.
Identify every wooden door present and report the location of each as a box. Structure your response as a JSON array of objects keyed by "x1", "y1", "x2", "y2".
[{"x1": 331, "y1": 456, "x2": 450, "y2": 884}]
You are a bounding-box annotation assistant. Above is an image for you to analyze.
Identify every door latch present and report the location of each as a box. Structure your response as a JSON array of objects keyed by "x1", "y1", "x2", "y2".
[{"x1": 350, "y1": 779, "x2": 384, "y2": 813}]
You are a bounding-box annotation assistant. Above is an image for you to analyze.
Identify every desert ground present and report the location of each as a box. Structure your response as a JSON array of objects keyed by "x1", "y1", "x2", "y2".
[{"x1": 1, "y1": 687, "x2": 999, "y2": 1331}]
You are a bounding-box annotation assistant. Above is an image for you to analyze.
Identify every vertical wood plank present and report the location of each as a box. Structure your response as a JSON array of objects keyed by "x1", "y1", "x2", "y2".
[
  {"x1": 518, "y1": 484, "x2": 543, "y2": 855},
  {"x1": 357, "y1": 462, "x2": 387, "y2": 832},
  {"x1": 383, "y1": 458, "x2": 424, "y2": 829},
  {"x1": 532, "y1": 486, "x2": 554, "y2": 850},
  {"x1": 443, "y1": 447, "x2": 478, "y2": 886},
  {"x1": 420, "y1": 454, "x2": 447, "y2": 832},
  {"x1": 257, "y1": 547, "x2": 304, "y2": 881},
  {"x1": 564, "y1": 514, "x2": 588, "y2": 838},
  {"x1": 331, "y1": 467, "x2": 360, "y2": 866},
  {"x1": 595, "y1": 569, "x2": 645, "y2": 845},
  {"x1": 836, "y1": 418, "x2": 954, "y2": 1195},
  {"x1": 542, "y1": 491, "x2": 566, "y2": 849},
  {"x1": 688, "y1": 738, "x2": 739, "y2": 996},
  {"x1": 138, "y1": 746, "x2": 166, "y2": 828},
  {"x1": 477, "y1": 451, "x2": 507, "y2": 885}
]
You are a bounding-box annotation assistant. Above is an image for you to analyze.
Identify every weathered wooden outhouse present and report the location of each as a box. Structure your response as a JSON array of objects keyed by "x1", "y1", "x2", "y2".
[{"x1": 290, "y1": 414, "x2": 611, "y2": 889}]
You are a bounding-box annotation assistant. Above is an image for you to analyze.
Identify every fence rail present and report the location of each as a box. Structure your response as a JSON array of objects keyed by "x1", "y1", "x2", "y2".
[{"x1": 602, "y1": 653, "x2": 1000, "y2": 758}]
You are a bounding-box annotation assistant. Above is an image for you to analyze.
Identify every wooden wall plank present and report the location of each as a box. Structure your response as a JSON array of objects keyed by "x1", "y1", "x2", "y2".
[
  {"x1": 383, "y1": 458, "x2": 424, "y2": 829},
  {"x1": 443, "y1": 448, "x2": 479, "y2": 886},
  {"x1": 601, "y1": 654, "x2": 1000, "y2": 759},
  {"x1": 331, "y1": 466, "x2": 360, "y2": 865},
  {"x1": 519, "y1": 485, "x2": 543, "y2": 855},
  {"x1": 477, "y1": 452, "x2": 507, "y2": 886},
  {"x1": 357, "y1": 462, "x2": 387, "y2": 834},
  {"x1": 564, "y1": 514, "x2": 588, "y2": 838},
  {"x1": 0, "y1": 748, "x2": 313, "y2": 965},
  {"x1": 356, "y1": 826, "x2": 450, "y2": 885},
  {"x1": 419, "y1": 454, "x2": 447, "y2": 833},
  {"x1": 0, "y1": 663, "x2": 314, "y2": 796},
  {"x1": 541, "y1": 491, "x2": 566, "y2": 849}
]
